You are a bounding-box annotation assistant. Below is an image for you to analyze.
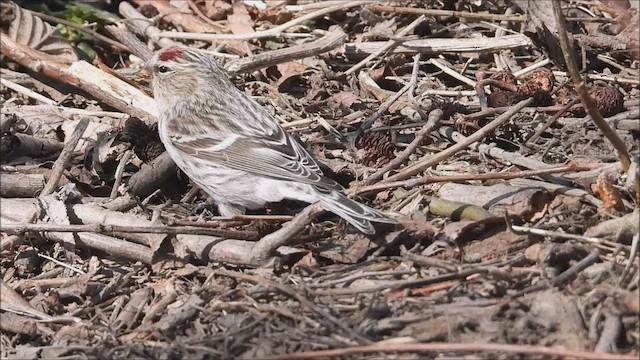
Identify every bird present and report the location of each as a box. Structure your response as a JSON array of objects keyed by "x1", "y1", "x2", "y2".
[{"x1": 148, "y1": 46, "x2": 396, "y2": 234}]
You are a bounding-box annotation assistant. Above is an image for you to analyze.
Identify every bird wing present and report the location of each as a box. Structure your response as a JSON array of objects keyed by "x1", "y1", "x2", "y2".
[{"x1": 171, "y1": 130, "x2": 344, "y2": 191}]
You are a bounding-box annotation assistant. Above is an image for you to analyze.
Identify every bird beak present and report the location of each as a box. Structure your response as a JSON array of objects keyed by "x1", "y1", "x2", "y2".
[
  {"x1": 137, "y1": 64, "x2": 152, "y2": 78},
  {"x1": 117, "y1": 65, "x2": 153, "y2": 88}
]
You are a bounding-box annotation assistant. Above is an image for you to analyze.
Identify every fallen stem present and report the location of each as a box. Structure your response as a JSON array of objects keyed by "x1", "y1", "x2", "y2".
[
  {"x1": 255, "y1": 342, "x2": 636, "y2": 360},
  {"x1": 370, "y1": 4, "x2": 527, "y2": 22},
  {"x1": 351, "y1": 163, "x2": 591, "y2": 196},
  {"x1": 551, "y1": 0, "x2": 631, "y2": 171},
  {"x1": 226, "y1": 29, "x2": 347, "y2": 74},
  {"x1": 0, "y1": 223, "x2": 257, "y2": 240},
  {"x1": 250, "y1": 203, "x2": 324, "y2": 263}
]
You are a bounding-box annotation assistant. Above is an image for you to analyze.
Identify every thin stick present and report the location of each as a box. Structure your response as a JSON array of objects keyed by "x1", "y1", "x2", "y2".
[
  {"x1": 351, "y1": 163, "x2": 590, "y2": 196},
  {"x1": 429, "y1": 59, "x2": 476, "y2": 87},
  {"x1": 345, "y1": 15, "x2": 426, "y2": 75},
  {"x1": 370, "y1": 4, "x2": 527, "y2": 22},
  {"x1": 36, "y1": 253, "x2": 86, "y2": 275},
  {"x1": 0, "y1": 211, "x2": 37, "y2": 251},
  {"x1": 419, "y1": 89, "x2": 476, "y2": 97},
  {"x1": 525, "y1": 97, "x2": 581, "y2": 145},
  {"x1": 508, "y1": 224, "x2": 622, "y2": 251},
  {"x1": 170, "y1": 214, "x2": 294, "y2": 224},
  {"x1": 512, "y1": 58, "x2": 552, "y2": 77},
  {"x1": 110, "y1": 150, "x2": 133, "y2": 200},
  {"x1": 286, "y1": 0, "x2": 378, "y2": 11},
  {"x1": 0, "y1": 78, "x2": 56, "y2": 105},
  {"x1": 41, "y1": 118, "x2": 89, "y2": 196},
  {"x1": 407, "y1": 53, "x2": 424, "y2": 115},
  {"x1": 250, "y1": 203, "x2": 324, "y2": 262},
  {"x1": 0, "y1": 222, "x2": 255, "y2": 239},
  {"x1": 254, "y1": 342, "x2": 635, "y2": 360},
  {"x1": 226, "y1": 29, "x2": 347, "y2": 74},
  {"x1": 153, "y1": 1, "x2": 373, "y2": 41},
  {"x1": 384, "y1": 98, "x2": 533, "y2": 182},
  {"x1": 552, "y1": 71, "x2": 640, "y2": 85}
]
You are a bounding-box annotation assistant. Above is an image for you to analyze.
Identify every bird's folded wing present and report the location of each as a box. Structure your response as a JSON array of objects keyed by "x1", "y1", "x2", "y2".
[{"x1": 172, "y1": 135, "x2": 344, "y2": 191}]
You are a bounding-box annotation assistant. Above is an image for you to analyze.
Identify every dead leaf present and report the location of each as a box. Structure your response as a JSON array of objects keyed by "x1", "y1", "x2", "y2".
[
  {"x1": 320, "y1": 234, "x2": 373, "y2": 264},
  {"x1": 591, "y1": 176, "x2": 624, "y2": 211},
  {"x1": 368, "y1": 18, "x2": 397, "y2": 39},
  {"x1": 226, "y1": 2, "x2": 256, "y2": 56},
  {"x1": 275, "y1": 61, "x2": 308, "y2": 90},
  {"x1": 204, "y1": 0, "x2": 232, "y2": 20},
  {"x1": 395, "y1": 211, "x2": 437, "y2": 238},
  {"x1": 358, "y1": 70, "x2": 395, "y2": 102},
  {"x1": 292, "y1": 252, "x2": 319, "y2": 269},
  {"x1": 328, "y1": 91, "x2": 359, "y2": 111},
  {"x1": 247, "y1": 6, "x2": 294, "y2": 25},
  {"x1": 4, "y1": 1, "x2": 77, "y2": 63}
]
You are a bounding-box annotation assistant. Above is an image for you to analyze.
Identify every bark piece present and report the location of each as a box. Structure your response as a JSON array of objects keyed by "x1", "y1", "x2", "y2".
[{"x1": 0, "y1": 173, "x2": 45, "y2": 197}]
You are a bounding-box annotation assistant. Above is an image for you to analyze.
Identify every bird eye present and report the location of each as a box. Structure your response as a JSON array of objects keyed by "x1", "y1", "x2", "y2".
[{"x1": 157, "y1": 65, "x2": 171, "y2": 74}]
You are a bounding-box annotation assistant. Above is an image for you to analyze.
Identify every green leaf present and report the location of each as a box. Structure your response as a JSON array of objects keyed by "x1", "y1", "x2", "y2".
[
  {"x1": 75, "y1": 42, "x2": 96, "y2": 60},
  {"x1": 63, "y1": 2, "x2": 118, "y2": 24},
  {"x1": 264, "y1": 40, "x2": 287, "y2": 50}
]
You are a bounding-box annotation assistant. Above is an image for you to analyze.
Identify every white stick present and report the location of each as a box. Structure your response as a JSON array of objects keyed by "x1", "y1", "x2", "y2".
[
  {"x1": 429, "y1": 59, "x2": 476, "y2": 87},
  {"x1": 1, "y1": 78, "x2": 56, "y2": 105}
]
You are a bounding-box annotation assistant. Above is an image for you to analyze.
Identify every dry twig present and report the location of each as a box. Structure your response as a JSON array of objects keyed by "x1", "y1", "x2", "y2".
[
  {"x1": 255, "y1": 342, "x2": 637, "y2": 360},
  {"x1": 153, "y1": 1, "x2": 373, "y2": 41},
  {"x1": 370, "y1": 4, "x2": 527, "y2": 22},
  {"x1": 41, "y1": 118, "x2": 89, "y2": 196}
]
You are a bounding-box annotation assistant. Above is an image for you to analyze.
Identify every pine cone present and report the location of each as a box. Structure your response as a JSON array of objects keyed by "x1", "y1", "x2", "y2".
[
  {"x1": 440, "y1": 101, "x2": 469, "y2": 119},
  {"x1": 489, "y1": 71, "x2": 517, "y2": 87},
  {"x1": 488, "y1": 90, "x2": 523, "y2": 107},
  {"x1": 119, "y1": 117, "x2": 165, "y2": 162},
  {"x1": 358, "y1": 131, "x2": 395, "y2": 167},
  {"x1": 119, "y1": 117, "x2": 147, "y2": 142},
  {"x1": 137, "y1": 140, "x2": 166, "y2": 162},
  {"x1": 487, "y1": 71, "x2": 521, "y2": 107},
  {"x1": 138, "y1": 4, "x2": 159, "y2": 18},
  {"x1": 589, "y1": 86, "x2": 624, "y2": 117},
  {"x1": 518, "y1": 68, "x2": 556, "y2": 106},
  {"x1": 519, "y1": 68, "x2": 555, "y2": 97}
]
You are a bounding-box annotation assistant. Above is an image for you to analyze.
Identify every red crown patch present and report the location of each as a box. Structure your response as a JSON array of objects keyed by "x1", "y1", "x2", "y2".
[{"x1": 159, "y1": 48, "x2": 183, "y2": 62}]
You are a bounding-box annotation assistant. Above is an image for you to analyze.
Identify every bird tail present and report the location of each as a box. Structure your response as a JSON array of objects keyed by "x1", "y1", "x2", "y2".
[{"x1": 317, "y1": 189, "x2": 396, "y2": 234}]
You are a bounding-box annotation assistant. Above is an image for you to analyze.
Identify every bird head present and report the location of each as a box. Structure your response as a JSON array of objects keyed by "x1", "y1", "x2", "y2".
[{"x1": 147, "y1": 47, "x2": 230, "y2": 111}]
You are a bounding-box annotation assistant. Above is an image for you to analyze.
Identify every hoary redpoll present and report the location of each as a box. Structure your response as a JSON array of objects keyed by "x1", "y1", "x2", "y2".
[{"x1": 148, "y1": 47, "x2": 395, "y2": 234}]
